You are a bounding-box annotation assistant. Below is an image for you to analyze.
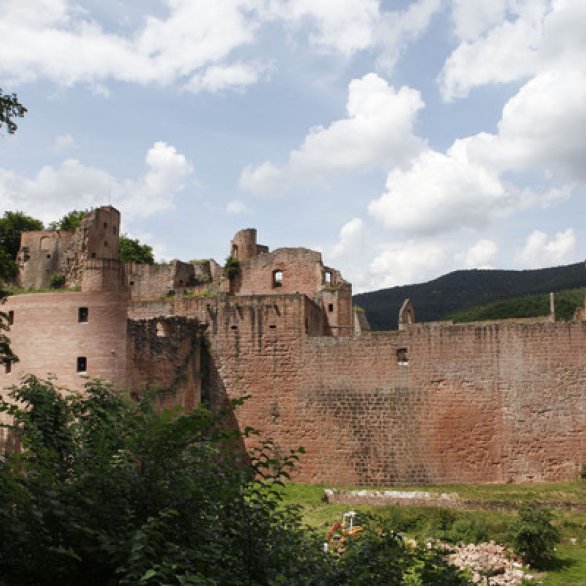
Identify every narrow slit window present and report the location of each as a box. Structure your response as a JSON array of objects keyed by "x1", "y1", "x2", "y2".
[
  {"x1": 7, "y1": 311, "x2": 14, "y2": 326},
  {"x1": 328, "y1": 303, "x2": 334, "y2": 313},
  {"x1": 77, "y1": 356, "x2": 87, "y2": 373},
  {"x1": 273, "y1": 270, "x2": 283, "y2": 288},
  {"x1": 396, "y1": 348, "x2": 409, "y2": 365},
  {"x1": 78, "y1": 307, "x2": 89, "y2": 322},
  {"x1": 5, "y1": 361, "x2": 12, "y2": 375}
]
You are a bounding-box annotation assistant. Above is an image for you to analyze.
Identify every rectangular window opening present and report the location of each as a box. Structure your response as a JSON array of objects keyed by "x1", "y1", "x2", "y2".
[
  {"x1": 78, "y1": 307, "x2": 89, "y2": 322},
  {"x1": 396, "y1": 348, "x2": 409, "y2": 365},
  {"x1": 328, "y1": 303, "x2": 334, "y2": 313},
  {"x1": 7, "y1": 311, "x2": 14, "y2": 326},
  {"x1": 77, "y1": 356, "x2": 87, "y2": 373},
  {"x1": 5, "y1": 361, "x2": 12, "y2": 375}
]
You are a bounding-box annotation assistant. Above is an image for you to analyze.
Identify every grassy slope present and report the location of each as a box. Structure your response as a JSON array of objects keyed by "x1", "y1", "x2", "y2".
[{"x1": 280, "y1": 481, "x2": 586, "y2": 584}]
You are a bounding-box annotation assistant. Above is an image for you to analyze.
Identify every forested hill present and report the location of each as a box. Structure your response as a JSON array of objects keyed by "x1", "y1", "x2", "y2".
[{"x1": 353, "y1": 262, "x2": 586, "y2": 331}]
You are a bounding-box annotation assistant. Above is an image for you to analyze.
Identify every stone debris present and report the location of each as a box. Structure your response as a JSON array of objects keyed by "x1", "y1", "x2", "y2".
[{"x1": 448, "y1": 542, "x2": 535, "y2": 585}]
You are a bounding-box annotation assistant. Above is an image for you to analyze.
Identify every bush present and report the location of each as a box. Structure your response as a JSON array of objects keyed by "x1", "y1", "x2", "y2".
[
  {"x1": 510, "y1": 502, "x2": 560, "y2": 568},
  {"x1": 49, "y1": 273, "x2": 65, "y2": 289},
  {"x1": 224, "y1": 256, "x2": 239, "y2": 279}
]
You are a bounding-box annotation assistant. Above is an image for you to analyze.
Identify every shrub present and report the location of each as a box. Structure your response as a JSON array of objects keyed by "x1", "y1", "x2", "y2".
[
  {"x1": 224, "y1": 255, "x2": 239, "y2": 279},
  {"x1": 49, "y1": 273, "x2": 65, "y2": 289},
  {"x1": 510, "y1": 502, "x2": 560, "y2": 568}
]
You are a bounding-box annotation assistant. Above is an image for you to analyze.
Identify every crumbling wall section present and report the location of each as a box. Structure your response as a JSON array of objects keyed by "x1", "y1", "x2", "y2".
[
  {"x1": 17, "y1": 230, "x2": 74, "y2": 289},
  {"x1": 126, "y1": 316, "x2": 201, "y2": 410}
]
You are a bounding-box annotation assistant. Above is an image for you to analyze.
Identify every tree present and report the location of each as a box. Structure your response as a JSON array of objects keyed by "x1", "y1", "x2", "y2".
[
  {"x1": 0, "y1": 211, "x2": 44, "y2": 282},
  {"x1": 48, "y1": 209, "x2": 88, "y2": 232},
  {"x1": 0, "y1": 377, "x2": 467, "y2": 585},
  {"x1": 0, "y1": 90, "x2": 27, "y2": 135},
  {"x1": 119, "y1": 235, "x2": 155, "y2": 264}
]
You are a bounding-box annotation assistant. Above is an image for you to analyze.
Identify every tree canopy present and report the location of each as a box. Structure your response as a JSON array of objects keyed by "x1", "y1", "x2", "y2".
[
  {"x1": 0, "y1": 90, "x2": 27, "y2": 135},
  {"x1": 0, "y1": 211, "x2": 44, "y2": 282},
  {"x1": 48, "y1": 209, "x2": 87, "y2": 232},
  {"x1": 0, "y1": 377, "x2": 466, "y2": 585},
  {"x1": 119, "y1": 235, "x2": 155, "y2": 264}
]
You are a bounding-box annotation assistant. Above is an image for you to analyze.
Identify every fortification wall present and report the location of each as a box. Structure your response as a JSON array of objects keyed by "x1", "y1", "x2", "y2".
[
  {"x1": 126, "y1": 317, "x2": 201, "y2": 410},
  {"x1": 201, "y1": 309, "x2": 586, "y2": 485},
  {"x1": 0, "y1": 292, "x2": 129, "y2": 392}
]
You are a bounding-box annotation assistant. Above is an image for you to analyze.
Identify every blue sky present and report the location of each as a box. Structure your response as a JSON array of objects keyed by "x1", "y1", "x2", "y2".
[{"x1": 1, "y1": 0, "x2": 586, "y2": 292}]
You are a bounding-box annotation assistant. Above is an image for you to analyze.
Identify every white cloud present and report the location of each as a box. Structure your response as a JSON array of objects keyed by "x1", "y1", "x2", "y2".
[
  {"x1": 369, "y1": 239, "x2": 447, "y2": 288},
  {"x1": 457, "y1": 239, "x2": 498, "y2": 269},
  {"x1": 240, "y1": 73, "x2": 425, "y2": 196},
  {"x1": 185, "y1": 61, "x2": 268, "y2": 94},
  {"x1": 368, "y1": 145, "x2": 509, "y2": 234},
  {"x1": 262, "y1": 0, "x2": 380, "y2": 55},
  {"x1": 440, "y1": 0, "x2": 586, "y2": 100},
  {"x1": 329, "y1": 217, "x2": 365, "y2": 259},
  {"x1": 375, "y1": 0, "x2": 441, "y2": 72},
  {"x1": 226, "y1": 199, "x2": 247, "y2": 214},
  {"x1": 0, "y1": 0, "x2": 263, "y2": 91},
  {"x1": 0, "y1": 141, "x2": 194, "y2": 224},
  {"x1": 52, "y1": 133, "x2": 76, "y2": 152},
  {"x1": 515, "y1": 228, "x2": 576, "y2": 268}
]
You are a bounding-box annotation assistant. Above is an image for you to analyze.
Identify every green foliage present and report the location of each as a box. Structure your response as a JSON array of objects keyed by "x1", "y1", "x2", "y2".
[
  {"x1": 0, "y1": 89, "x2": 27, "y2": 134},
  {"x1": 49, "y1": 273, "x2": 66, "y2": 289},
  {"x1": 0, "y1": 211, "x2": 44, "y2": 282},
  {"x1": 511, "y1": 502, "x2": 560, "y2": 568},
  {"x1": 119, "y1": 234, "x2": 155, "y2": 264},
  {"x1": 448, "y1": 288, "x2": 586, "y2": 323},
  {"x1": 48, "y1": 210, "x2": 88, "y2": 232},
  {"x1": 0, "y1": 378, "x2": 467, "y2": 585},
  {"x1": 330, "y1": 515, "x2": 468, "y2": 585},
  {"x1": 224, "y1": 256, "x2": 240, "y2": 279}
]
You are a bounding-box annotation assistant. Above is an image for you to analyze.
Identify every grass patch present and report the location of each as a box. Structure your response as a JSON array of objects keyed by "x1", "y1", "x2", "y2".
[{"x1": 279, "y1": 481, "x2": 586, "y2": 583}]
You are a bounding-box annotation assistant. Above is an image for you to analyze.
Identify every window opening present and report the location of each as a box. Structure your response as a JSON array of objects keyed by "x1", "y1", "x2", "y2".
[
  {"x1": 231, "y1": 244, "x2": 238, "y2": 257},
  {"x1": 273, "y1": 270, "x2": 283, "y2": 288},
  {"x1": 46, "y1": 254, "x2": 51, "y2": 259},
  {"x1": 8, "y1": 311, "x2": 14, "y2": 325},
  {"x1": 5, "y1": 361, "x2": 11, "y2": 375},
  {"x1": 156, "y1": 322, "x2": 169, "y2": 337},
  {"x1": 91, "y1": 252, "x2": 96, "y2": 258},
  {"x1": 78, "y1": 307, "x2": 89, "y2": 322},
  {"x1": 104, "y1": 222, "x2": 108, "y2": 229},
  {"x1": 396, "y1": 348, "x2": 409, "y2": 365},
  {"x1": 130, "y1": 280, "x2": 135, "y2": 286},
  {"x1": 324, "y1": 271, "x2": 332, "y2": 285},
  {"x1": 112, "y1": 225, "x2": 116, "y2": 234},
  {"x1": 269, "y1": 324, "x2": 276, "y2": 329},
  {"x1": 77, "y1": 356, "x2": 87, "y2": 373},
  {"x1": 328, "y1": 303, "x2": 334, "y2": 313},
  {"x1": 104, "y1": 241, "x2": 108, "y2": 247}
]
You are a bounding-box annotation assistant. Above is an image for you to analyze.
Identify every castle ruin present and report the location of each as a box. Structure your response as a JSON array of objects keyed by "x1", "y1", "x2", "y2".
[{"x1": 2, "y1": 206, "x2": 585, "y2": 486}]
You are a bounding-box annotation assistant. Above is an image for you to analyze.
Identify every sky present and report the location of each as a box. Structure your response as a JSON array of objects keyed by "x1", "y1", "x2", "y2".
[{"x1": 1, "y1": 0, "x2": 586, "y2": 293}]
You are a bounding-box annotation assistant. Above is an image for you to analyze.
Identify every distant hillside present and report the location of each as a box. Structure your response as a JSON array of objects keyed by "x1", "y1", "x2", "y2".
[
  {"x1": 353, "y1": 262, "x2": 586, "y2": 331},
  {"x1": 447, "y1": 288, "x2": 585, "y2": 323}
]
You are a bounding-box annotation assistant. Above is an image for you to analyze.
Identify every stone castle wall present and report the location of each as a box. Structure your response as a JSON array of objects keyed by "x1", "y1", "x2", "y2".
[{"x1": 197, "y1": 301, "x2": 586, "y2": 485}]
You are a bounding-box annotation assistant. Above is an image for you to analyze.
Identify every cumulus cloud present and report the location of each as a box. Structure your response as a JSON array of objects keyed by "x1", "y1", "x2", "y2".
[
  {"x1": 0, "y1": 0, "x2": 440, "y2": 92},
  {"x1": 369, "y1": 239, "x2": 447, "y2": 288},
  {"x1": 0, "y1": 141, "x2": 194, "y2": 224},
  {"x1": 368, "y1": 144, "x2": 509, "y2": 234},
  {"x1": 515, "y1": 228, "x2": 576, "y2": 268},
  {"x1": 440, "y1": 0, "x2": 586, "y2": 100},
  {"x1": 240, "y1": 73, "x2": 425, "y2": 196},
  {"x1": 457, "y1": 239, "x2": 498, "y2": 269}
]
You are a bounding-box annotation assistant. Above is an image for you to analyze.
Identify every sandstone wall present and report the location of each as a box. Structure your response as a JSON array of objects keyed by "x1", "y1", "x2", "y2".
[
  {"x1": 126, "y1": 317, "x2": 201, "y2": 410},
  {"x1": 0, "y1": 292, "x2": 128, "y2": 392},
  {"x1": 199, "y1": 305, "x2": 586, "y2": 485}
]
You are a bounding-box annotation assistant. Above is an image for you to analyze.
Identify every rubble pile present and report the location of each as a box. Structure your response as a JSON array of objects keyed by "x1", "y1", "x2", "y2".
[{"x1": 448, "y1": 542, "x2": 535, "y2": 585}]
